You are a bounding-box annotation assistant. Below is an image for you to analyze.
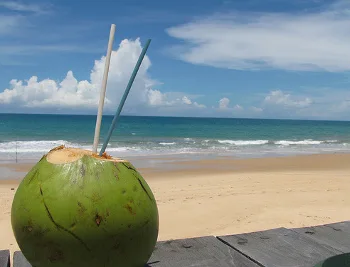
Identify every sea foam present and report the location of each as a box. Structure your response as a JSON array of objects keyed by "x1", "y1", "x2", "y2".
[{"x1": 217, "y1": 140, "x2": 269, "y2": 145}]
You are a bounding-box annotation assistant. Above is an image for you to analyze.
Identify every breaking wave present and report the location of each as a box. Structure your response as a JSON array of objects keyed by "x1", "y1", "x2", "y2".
[
  {"x1": 0, "y1": 138, "x2": 349, "y2": 161},
  {"x1": 218, "y1": 140, "x2": 269, "y2": 145},
  {"x1": 159, "y1": 142, "x2": 176, "y2": 146}
]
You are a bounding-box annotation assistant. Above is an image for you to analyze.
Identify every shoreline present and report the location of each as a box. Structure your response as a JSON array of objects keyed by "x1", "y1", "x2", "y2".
[
  {"x1": 2, "y1": 151, "x2": 350, "y2": 181},
  {"x1": 1, "y1": 152, "x2": 350, "y2": 255},
  {"x1": 2, "y1": 146, "x2": 350, "y2": 168}
]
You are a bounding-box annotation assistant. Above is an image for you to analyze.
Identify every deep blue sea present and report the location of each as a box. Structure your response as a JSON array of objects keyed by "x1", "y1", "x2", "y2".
[{"x1": 1, "y1": 113, "x2": 350, "y2": 161}]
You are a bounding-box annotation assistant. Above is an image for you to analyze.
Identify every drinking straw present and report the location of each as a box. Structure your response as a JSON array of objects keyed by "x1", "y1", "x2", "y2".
[
  {"x1": 99, "y1": 39, "x2": 151, "y2": 156},
  {"x1": 92, "y1": 24, "x2": 116, "y2": 153}
]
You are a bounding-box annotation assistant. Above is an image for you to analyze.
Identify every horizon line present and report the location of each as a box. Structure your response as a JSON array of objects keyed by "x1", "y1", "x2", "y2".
[{"x1": 0, "y1": 112, "x2": 349, "y2": 123}]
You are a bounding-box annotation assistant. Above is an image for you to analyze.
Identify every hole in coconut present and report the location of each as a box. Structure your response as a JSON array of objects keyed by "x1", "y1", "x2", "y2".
[{"x1": 46, "y1": 146, "x2": 127, "y2": 164}]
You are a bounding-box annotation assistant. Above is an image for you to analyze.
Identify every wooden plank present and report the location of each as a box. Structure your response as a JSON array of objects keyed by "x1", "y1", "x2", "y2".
[
  {"x1": 218, "y1": 227, "x2": 343, "y2": 267},
  {"x1": 14, "y1": 236, "x2": 259, "y2": 267},
  {"x1": 292, "y1": 221, "x2": 350, "y2": 252},
  {"x1": 324, "y1": 221, "x2": 350, "y2": 233},
  {"x1": 13, "y1": 252, "x2": 31, "y2": 267},
  {"x1": 0, "y1": 250, "x2": 10, "y2": 267},
  {"x1": 147, "y1": 236, "x2": 260, "y2": 267}
]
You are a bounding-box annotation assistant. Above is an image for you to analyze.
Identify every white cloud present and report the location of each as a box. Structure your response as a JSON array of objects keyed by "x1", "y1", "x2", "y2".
[
  {"x1": 217, "y1": 97, "x2": 245, "y2": 115},
  {"x1": 166, "y1": 1, "x2": 350, "y2": 72},
  {"x1": 182, "y1": 96, "x2": 192, "y2": 105},
  {"x1": 233, "y1": 104, "x2": 243, "y2": 111},
  {"x1": 216, "y1": 97, "x2": 245, "y2": 116},
  {"x1": 251, "y1": 106, "x2": 263, "y2": 113},
  {"x1": 264, "y1": 90, "x2": 312, "y2": 108},
  {"x1": 145, "y1": 92, "x2": 206, "y2": 109},
  {"x1": 147, "y1": 89, "x2": 165, "y2": 106},
  {"x1": 219, "y1": 97, "x2": 230, "y2": 109},
  {"x1": 256, "y1": 88, "x2": 349, "y2": 119},
  {"x1": 193, "y1": 101, "x2": 206, "y2": 108},
  {"x1": 0, "y1": 38, "x2": 206, "y2": 114}
]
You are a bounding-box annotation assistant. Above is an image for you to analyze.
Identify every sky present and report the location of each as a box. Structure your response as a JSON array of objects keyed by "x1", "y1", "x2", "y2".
[{"x1": 1, "y1": 0, "x2": 350, "y2": 120}]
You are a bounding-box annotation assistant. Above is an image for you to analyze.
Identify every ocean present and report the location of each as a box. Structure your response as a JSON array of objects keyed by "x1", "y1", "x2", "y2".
[{"x1": 1, "y1": 113, "x2": 350, "y2": 162}]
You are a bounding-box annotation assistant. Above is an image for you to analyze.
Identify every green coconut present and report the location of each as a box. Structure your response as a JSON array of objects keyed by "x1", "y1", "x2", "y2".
[{"x1": 11, "y1": 146, "x2": 159, "y2": 267}]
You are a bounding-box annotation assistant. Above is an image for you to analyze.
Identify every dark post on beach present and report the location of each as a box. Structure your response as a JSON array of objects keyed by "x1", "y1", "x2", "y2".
[{"x1": 99, "y1": 39, "x2": 151, "y2": 156}]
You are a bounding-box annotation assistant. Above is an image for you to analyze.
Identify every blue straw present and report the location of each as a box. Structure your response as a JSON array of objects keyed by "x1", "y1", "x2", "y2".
[{"x1": 99, "y1": 39, "x2": 151, "y2": 156}]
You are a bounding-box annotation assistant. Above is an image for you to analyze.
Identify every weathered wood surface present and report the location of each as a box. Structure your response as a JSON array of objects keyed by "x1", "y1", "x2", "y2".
[
  {"x1": 10, "y1": 221, "x2": 350, "y2": 267},
  {"x1": 13, "y1": 252, "x2": 30, "y2": 267},
  {"x1": 292, "y1": 221, "x2": 350, "y2": 253},
  {"x1": 146, "y1": 236, "x2": 259, "y2": 267},
  {"x1": 218, "y1": 227, "x2": 342, "y2": 267},
  {"x1": 12, "y1": 236, "x2": 259, "y2": 267},
  {"x1": 0, "y1": 250, "x2": 10, "y2": 267}
]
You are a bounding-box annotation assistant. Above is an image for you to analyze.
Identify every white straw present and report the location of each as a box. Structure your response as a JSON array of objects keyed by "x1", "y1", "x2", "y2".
[{"x1": 93, "y1": 24, "x2": 116, "y2": 153}]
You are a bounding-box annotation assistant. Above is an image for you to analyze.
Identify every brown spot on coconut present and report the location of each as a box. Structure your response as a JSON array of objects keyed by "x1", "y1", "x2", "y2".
[{"x1": 11, "y1": 146, "x2": 159, "y2": 267}]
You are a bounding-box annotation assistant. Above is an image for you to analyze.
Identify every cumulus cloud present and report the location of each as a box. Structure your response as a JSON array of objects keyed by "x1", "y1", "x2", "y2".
[
  {"x1": 193, "y1": 101, "x2": 206, "y2": 108},
  {"x1": 218, "y1": 97, "x2": 244, "y2": 111},
  {"x1": 217, "y1": 97, "x2": 245, "y2": 116},
  {"x1": 219, "y1": 97, "x2": 230, "y2": 109},
  {"x1": 233, "y1": 104, "x2": 243, "y2": 111},
  {"x1": 182, "y1": 96, "x2": 192, "y2": 105},
  {"x1": 146, "y1": 92, "x2": 206, "y2": 109},
  {"x1": 251, "y1": 106, "x2": 263, "y2": 113},
  {"x1": 166, "y1": 1, "x2": 350, "y2": 72},
  {"x1": 0, "y1": 38, "x2": 206, "y2": 114},
  {"x1": 264, "y1": 90, "x2": 312, "y2": 108},
  {"x1": 147, "y1": 89, "x2": 165, "y2": 106}
]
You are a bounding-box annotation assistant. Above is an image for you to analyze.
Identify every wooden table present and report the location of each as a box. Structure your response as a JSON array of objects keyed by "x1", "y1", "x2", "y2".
[{"x1": 3, "y1": 220, "x2": 350, "y2": 267}]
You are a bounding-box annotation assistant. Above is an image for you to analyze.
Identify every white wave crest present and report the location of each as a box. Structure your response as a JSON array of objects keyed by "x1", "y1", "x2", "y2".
[
  {"x1": 0, "y1": 140, "x2": 76, "y2": 153},
  {"x1": 275, "y1": 140, "x2": 323, "y2": 146},
  {"x1": 102, "y1": 147, "x2": 142, "y2": 152},
  {"x1": 218, "y1": 140, "x2": 269, "y2": 145},
  {"x1": 159, "y1": 142, "x2": 176, "y2": 145}
]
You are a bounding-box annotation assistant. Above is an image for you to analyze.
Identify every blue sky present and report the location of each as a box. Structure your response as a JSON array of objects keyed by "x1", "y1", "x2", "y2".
[{"x1": 1, "y1": 0, "x2": 350, "y2": 120}]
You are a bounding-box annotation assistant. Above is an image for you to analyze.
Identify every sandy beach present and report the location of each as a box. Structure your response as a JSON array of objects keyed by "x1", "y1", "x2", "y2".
[{"x1": 1, "y1": 153, "x2": 350, "y2": 255}]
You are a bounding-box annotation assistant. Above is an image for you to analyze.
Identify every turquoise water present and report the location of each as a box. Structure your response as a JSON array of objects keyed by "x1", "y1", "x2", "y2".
[{"x1": 1, "y1": 113, "x2": 350, "y2": 161}]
